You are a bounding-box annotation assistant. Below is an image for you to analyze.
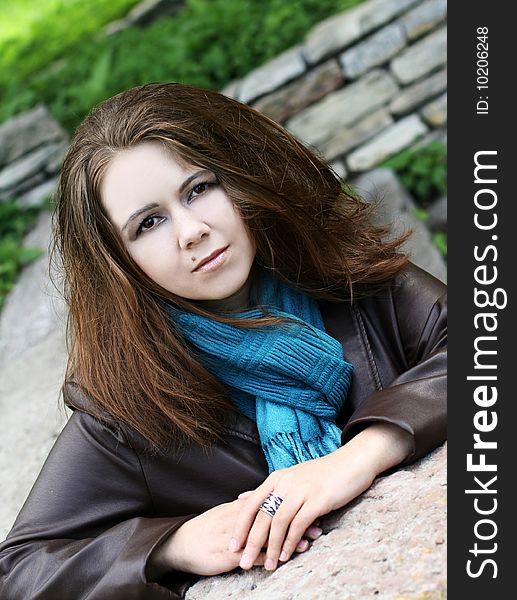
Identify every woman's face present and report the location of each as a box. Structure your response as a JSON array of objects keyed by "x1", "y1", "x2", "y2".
[{"x1": 101, "y1": 141, "x2": 256, "y2": 302}]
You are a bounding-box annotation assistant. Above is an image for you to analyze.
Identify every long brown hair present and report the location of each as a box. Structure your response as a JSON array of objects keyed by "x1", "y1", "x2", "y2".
[{"x1": 52, "y1": 82, "x2": 409, "y2": 451}]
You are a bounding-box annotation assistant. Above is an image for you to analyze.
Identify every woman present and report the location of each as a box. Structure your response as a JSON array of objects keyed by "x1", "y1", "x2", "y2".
[{"x1": 0, "y1": 83, "x2": 446, "y2": 599}]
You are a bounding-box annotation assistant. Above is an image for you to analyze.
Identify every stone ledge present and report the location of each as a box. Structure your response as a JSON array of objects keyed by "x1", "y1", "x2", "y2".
[
  {"x1": 286, "y1": 69, "x2": 399, "y2": 148},
  {"x1": 0, "y1": 329, "x2": 69, "y2": 541},
  {"x1": 238, "y1": 46, "x2": 306, "y2": 105},
  {"x1": 0, "y1": 141, "x2": 68, "y2": 200},
  {"x1": 350, "y1": 167, "x2": 446, "y2": 282},
  {"x1": 346, "y1": 115, "x2": 428, "y2": 173},
  {"x1": 390, "y1": 26, "x2": 447, "y2": 85},
  {"x1": 302, "y1": 0, "x2": 419, "y2": 65},
  {"x1": 187, "y1": 444, "x2": 446, "y2": 599},
  {"x1": 0, "y1": 105, "x2": 67, "y2": 169},
  {"x1": 0, "y1": 211, "x2": 66, "y2": 369}
]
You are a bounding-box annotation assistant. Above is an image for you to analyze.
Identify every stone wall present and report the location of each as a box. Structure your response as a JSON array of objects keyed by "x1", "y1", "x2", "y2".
[
  {"x1": 224, "y1": 0, "x2": 447, "y2": 179},
  {"x1": 222, "y1": 0, "x2": 447, "y2": 281},
  {"x1": 0, "y1": 105, "x2": 68, "y2": 207}
]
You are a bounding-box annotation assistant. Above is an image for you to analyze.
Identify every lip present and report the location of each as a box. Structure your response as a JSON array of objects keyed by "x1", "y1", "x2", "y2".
[{"x1": 193, "y1": 246, "x2": 229, "y2": 272}]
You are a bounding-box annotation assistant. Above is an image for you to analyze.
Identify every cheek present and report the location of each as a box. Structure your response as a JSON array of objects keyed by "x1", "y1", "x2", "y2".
[{"x1": 129, "y1": 234, "x2": 178, "y2": 278}]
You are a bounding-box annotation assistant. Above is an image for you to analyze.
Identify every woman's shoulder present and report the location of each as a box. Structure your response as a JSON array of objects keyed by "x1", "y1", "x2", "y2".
[
  {"x1": 387, "y1": 262, "x2": 447, "y2": 327},
  {"x1": 63, "y1": 378, "x2": 116, "y2": 422},
  {"x1": 353, "y1": 262, "x2": 446, "y2": 315},
  {"x1": 390, "y1": 262, "x2": 447, "y2": 303},
  {"x1": 62, "y1": 377, "x2": 260, "y2": 453},
  {"x1": 62, "y1": 378, "x2": 131, "y2": 446}
]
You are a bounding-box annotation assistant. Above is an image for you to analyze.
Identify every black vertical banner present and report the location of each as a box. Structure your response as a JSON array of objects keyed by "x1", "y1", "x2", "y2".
[{"x1": 448, "y1": 3, "x2": 515, "y2": 597}]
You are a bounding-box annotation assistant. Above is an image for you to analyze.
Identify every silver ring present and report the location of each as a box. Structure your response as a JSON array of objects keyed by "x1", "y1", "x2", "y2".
[{"x1": 259, "y1": 492, "x2": 283, "y2": 518}]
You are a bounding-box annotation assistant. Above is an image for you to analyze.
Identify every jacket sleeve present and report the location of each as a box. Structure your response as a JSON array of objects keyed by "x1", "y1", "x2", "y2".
[
  {"x1": 341, "y1": 264, "x2": 447, "y2": 463},
  {"x1": 0, "y1": 408, "x2": 200, "y2": 600}
]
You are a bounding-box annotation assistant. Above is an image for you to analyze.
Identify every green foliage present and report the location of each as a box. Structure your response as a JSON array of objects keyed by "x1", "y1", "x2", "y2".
[
  {"x1": 412, "y1": 206, "x2": 429, "y2": 222},
  {"x1": 411, "y1": 207, "x2": 447, "y2": 263},
  {"x1": 383, "y1": 141, "x2": 447, "y2": 206},
  {"x1": 0, "y1": 0, "x2": 141, "y2": 97},
  {"x1": 0, "y1": 199, "x2": 43, "y2": 309},
  {"x1": 0, "y1": 0, "x2": 365, "y2": 131},
  {"x1": 432, "y1": 231, "x2": 447, "y2": 262},
  {"x1": 385, "y1": 141, "x2": 447, "y2": 262}
]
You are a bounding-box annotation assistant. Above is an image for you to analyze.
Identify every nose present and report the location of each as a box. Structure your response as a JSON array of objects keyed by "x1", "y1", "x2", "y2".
[{"x1": 176, "y1": 210, "x2": 210, "y2": 249}]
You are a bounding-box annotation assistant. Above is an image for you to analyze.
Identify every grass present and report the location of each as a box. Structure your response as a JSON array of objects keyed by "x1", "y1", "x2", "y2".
[
  {"x1": 0, "y1": 0, "x2": 141, "y2": 87},
  {"x1": 382, "y1": 141, "x2": 447, "y2": 207}
]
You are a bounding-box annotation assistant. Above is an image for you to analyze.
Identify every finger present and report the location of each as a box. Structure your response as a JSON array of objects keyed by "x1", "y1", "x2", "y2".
[
  {"x1": 303, "y1": 524, "x2": 323, "y2": 540},
  {"x1": 278, "y1": 504, "x2": 321, "y2": 564},
  {"x1": 239, "y1": 510, "x2": 274, "y2": 570},
  {"x1": 237, "y1": 490, "x2": 254, "y2": 499},
  {"x1": 229, "y1": 477, "x2": 279, "y2": 552},
  {"x1": 294, "y1": 538, "x2": 310, "y2": 553},
  {"x1": 264, "y1": 496, "x2": 304, "y2": 571}
]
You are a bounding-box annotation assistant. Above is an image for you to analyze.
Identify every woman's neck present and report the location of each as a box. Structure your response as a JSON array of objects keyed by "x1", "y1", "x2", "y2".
[{"x1": 194, "y1": 272, "x2": 254, "y2": 313}]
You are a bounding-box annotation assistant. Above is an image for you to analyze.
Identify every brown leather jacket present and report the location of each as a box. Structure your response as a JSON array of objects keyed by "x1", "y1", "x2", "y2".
[{"x1": 0, "y1": 263, "x2": 447, "y2": 599}]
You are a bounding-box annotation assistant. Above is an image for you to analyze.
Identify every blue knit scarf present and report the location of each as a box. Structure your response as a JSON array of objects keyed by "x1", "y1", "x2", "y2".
[{"x1": 167, "y1": 270, "x2": 353, "y2": 473}]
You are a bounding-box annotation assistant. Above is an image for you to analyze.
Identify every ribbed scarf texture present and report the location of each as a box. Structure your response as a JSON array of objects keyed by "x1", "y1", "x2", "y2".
[{"x1": 167, "y1": 269, "x2": 353, "y2": 473}]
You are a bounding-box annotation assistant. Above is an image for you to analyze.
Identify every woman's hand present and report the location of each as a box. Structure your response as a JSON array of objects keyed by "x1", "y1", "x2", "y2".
[
  {"x1": 149, "y1": 499, "x2": 263, "y2": 577},
  {"x1": 228, "y1": 423, "x2": 413, "y2": 572},
  {"x1": 148, "y1": 497, "x2": 323, "y2": 579}
]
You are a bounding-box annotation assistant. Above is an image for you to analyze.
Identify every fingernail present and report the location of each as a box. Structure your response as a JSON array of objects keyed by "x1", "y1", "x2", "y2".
[
  {"x1": 228, "y1": 538, "x2": 238, "y2": 552},
  {"x1": 264, "y1": 557, "x2": 275, "y2": 570},
  {"x1": 297, "y1": 539, "x2": 309, "y2": 550},
  {"x1": 279, "y1": 550, "x2": 288, "y2": 562},
  {"x1": 308, "y1": 526, "x2": 323, "y2": 538},
  {"x1": 240, "y1": 554, "x2": 252, "y2": 569}
]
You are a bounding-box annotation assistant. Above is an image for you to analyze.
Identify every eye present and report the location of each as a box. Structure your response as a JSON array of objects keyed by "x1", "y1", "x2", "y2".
[
  {"x1": 136, "y1": 215, "x2": 162, "y2": 236},
  {"x1": 193, "y1": 182, "x2": 208, "y2": 195},
  {"x1": 188, "y1": 181, "x2": 214, "y2": 202}
]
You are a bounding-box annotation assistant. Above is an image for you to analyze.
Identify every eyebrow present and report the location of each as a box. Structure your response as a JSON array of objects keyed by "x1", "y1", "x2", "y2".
[
  {"x1": 121, "y1": 170, "x2": 210, "y2": 232},
  {"x1": 178, "y1": 169, "x2": 210, "y2": 194},
  {"x1": 122, "y1": 203, "x2": 159, "y2": 232}
]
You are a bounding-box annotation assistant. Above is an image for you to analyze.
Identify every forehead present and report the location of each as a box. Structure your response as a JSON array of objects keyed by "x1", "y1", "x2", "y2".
[
  {"x1": 100, "y1": 141, "x2": 194, "y2": 218},
  {"x1": 104, "y1": 141, "x2": 189, "y2": 182}
]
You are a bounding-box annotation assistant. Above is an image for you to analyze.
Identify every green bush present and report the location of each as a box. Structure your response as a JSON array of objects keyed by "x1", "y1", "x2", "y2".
[
  {"x1": 1, "y1": 0, "x2": 365, "y2": 131},
  {"x1": 432, "y1": 231, "x2": 447, "y2": 262},
  {"x1": 383, "y1": 141, "x2": 447, "y2": 262},
  {"x1": 0, "y1": 200, "x2": 43, "y2": 309},
  {"x1": 0, "y1": 0, "x2": 141, "y2": 92},
  {"x1": 382, "y1": 141, "x2": 447, "y2": 207}
]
